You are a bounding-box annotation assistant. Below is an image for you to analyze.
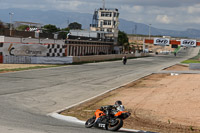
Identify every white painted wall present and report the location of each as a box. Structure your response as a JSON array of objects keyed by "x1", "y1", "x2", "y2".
[
  {"x1": 0, "y1": 36, "x2": 65, "y2": 45},
  {"x1": 3, "y1": 56, "x2": 73, "y2": 64}
]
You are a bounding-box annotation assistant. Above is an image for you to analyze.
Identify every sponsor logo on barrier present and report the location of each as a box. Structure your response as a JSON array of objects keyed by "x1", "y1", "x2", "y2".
[
  {"x1": 9, "y1": 47, "x2": 15, "y2": 56},
  {"x1": 181, "y1": 39, "x2": 196, "y2": 47},
  {"x1": 154, "y1": 38, "x2": 170, "y2": 46},
  {"x1": 25, "y1": 50, "x2": 42, "y2": 55},
  {"x1": 7, "y1": 43, "x2": 45, "y2": 56},
  {"x1": 9, "y1": 48, "x2": 43, "y2": 56}
]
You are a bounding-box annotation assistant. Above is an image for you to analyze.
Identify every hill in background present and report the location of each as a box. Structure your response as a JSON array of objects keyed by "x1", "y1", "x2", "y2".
[{"x1": 1, "y1": 8, "x2": 200, "y2": 38}]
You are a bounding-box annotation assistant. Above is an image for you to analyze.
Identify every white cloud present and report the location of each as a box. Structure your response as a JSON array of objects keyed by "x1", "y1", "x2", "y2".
[
  {"x1": 156, "y1": 15, "x2": 171, "y2": 24},
  {"x1": 42, "y1": 0, "x2": 98, "y2": 13},
  {"x1": 187, "y1": 4, "x2": 200, "y2": 14},
  {"x1": 133, "y1": 6, "x2": 144, "y2": 12},
  {"x1": 120, "y1": 5, "x2": 144, "y2": 13}
]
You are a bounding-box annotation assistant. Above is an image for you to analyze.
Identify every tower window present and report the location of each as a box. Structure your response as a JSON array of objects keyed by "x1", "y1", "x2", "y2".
[
  {"x1": 103, "y1": 20, "x2": 111, "y2": 25},
  {"x1": 101, "y1": 12, "x2": 112, "y2": 17}
]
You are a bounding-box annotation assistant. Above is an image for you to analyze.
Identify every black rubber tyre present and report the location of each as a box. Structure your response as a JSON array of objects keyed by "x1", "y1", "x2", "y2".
[
  {"x1": 85, "y1": 117, "x2": 95, "y2": 128},
  {"x1": 123, "y1": 60, "x2": 127, "y2": 65},
  {"x1": 107, "y1": 118, "x2": 123, "y2": 131}
]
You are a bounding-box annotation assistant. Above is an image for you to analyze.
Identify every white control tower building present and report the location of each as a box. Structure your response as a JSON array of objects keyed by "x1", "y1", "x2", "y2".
[{"x1": 90, "y1": 1, "x2": 119, "y2": 45}]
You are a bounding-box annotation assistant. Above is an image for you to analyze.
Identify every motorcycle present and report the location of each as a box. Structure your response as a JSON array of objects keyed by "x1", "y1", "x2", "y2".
[
  {"x1": 85, "y1": 105, "x2": 131, "y2": 131},
  {"x1": 122, "y1": 56, "x2": 127, "y2": 65}
]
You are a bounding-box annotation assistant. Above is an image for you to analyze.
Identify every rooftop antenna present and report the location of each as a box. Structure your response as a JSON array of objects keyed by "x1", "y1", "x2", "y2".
[{"x1": 102, "y1": 0, "x2": 105, "y2": 9}]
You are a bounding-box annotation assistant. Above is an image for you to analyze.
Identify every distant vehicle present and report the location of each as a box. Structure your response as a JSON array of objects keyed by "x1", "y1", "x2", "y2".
[
  {"x1": 160, "y1": 51, "x2": 171, "y2": 54},
  {"x1": 122, "y1": 56, "x2": 127, "y2": 65},
  {"x1": 149, "y1": 50, "x2": 153, "y2": 53}
]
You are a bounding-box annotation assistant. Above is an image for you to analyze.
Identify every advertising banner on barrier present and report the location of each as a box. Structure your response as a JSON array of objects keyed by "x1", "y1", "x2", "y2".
[
  {"x1": 0, "y1": 43, "x2": 66, "y2": 57},
  {"x1": 181, "y1": 39, "x2": 196, "y2": 47},
  {"x1": 0, "y1": 43, "x2": 48, "y2": 56},
  {"x1": 154, "y1": 38, "x2": 170, "y2": 46}
]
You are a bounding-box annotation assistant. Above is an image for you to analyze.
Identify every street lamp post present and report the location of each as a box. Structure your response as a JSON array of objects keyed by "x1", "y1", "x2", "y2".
[
  {"x1": 9, "y1": 12, "x2": 14, "y2": 36},
  {"x1": 149, "y1": 24, "x2": 151, "y2": 39}
]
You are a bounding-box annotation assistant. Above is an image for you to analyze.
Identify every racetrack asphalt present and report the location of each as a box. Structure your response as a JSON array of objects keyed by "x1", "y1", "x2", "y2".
[{"x1": 0, "y1": 47, "x2": 199, "y2": 133}]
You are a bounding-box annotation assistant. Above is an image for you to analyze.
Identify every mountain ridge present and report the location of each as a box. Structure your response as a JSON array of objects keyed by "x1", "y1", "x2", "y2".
[{"x1": 0, "y1": 8, "x2": 200, "y2": 38}]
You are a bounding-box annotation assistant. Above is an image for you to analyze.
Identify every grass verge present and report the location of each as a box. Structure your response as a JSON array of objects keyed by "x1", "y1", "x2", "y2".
[
  {"x1": 181, "y1": 49, "x2": 200, "y2": 64},
  {"x1": 0, "y1": 65, "x2": 64, "y2": 73},
  {"x1": 181, "y1": 60, "x2": 200, "y2": 64}
]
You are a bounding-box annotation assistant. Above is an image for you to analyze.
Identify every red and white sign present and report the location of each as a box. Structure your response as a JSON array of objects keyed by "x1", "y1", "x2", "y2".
[
  {"x1": 181, "y1": 39, "x2": 196, "y2": 47},
  {"x1": 154, "y1": 38, "x2": 170, "y2": 46}
]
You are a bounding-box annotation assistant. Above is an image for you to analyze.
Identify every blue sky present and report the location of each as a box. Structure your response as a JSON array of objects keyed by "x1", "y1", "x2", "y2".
[{"x1": 1, "y1": 0, "x2": 200, "y2": 31}]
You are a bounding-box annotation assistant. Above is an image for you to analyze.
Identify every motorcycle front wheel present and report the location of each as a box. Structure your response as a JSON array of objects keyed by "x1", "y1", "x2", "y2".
[
  {"x1": 107, "y1": 118, "x2": 123, "y2": 131},
  {"x1": 85, "y1": 117, "x2": 95, "y2": 128},
  {"x1": 123, "y1": 61, "x2": 127, "y2": 65}
]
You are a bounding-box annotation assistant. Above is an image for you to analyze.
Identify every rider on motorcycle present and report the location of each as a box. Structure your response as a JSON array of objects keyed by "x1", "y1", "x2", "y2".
[
  {"x1": 94, "y1": 100, "x2": 124, "y2": 125},
  {"x1": 114, "y1": 100, "x2": 125, "y2": 111},
  {"x1": 100, "y1": 100, "x2": 124, "y2": 113},
  {"x1": 122, "y1": 56, "x2": 127, "y2": 65},
  {"x1": 85, "y1": 100, "x2": 130, "y2": 131},
  {"x1": 97, "y1": 101, "x2": 125, "y2": 120}
]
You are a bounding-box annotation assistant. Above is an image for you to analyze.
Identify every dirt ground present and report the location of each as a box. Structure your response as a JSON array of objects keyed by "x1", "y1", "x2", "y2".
[
  {"x1": 61, "y1": 64, "x2": 200, "y2": 133},
  {"x1": 164, "y1": 64, "x2": 190, "y2": 71}
]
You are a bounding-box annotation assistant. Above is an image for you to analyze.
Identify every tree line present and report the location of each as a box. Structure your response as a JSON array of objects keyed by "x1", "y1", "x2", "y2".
[{"x1": 0, "y1": 20, "x2": 129, "y2": 47}]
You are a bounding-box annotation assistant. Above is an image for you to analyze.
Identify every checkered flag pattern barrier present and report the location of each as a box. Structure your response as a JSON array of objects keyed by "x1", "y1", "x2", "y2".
[{"x1": 47, "y1": 44, "x2": 66, "y2": 57}]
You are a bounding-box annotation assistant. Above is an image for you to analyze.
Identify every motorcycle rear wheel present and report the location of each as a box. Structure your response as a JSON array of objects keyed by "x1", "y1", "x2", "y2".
[
  {"x1": 85, "y1": 117, "x2": 95, "y2": 128},
  {"x1": 107, "y1": 118, "x2": 123, "y2": 131}
]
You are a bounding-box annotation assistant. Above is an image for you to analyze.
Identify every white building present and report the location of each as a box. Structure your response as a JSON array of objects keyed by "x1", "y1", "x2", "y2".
[
  {"x1": 70, "y1": 29, "x2": 106, "y2": 39},
  {"x1": 90, "y1": 8, "x2": 119, "y2": 45}
]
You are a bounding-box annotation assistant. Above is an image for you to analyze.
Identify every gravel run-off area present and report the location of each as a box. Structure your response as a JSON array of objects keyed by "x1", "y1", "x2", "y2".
[{"x1": 61, "y1": 64, "x2": 200, "y2": 133}]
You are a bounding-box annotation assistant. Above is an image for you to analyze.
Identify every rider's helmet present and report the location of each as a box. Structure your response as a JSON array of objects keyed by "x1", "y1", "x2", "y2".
[{"x1": 115, "y1": 100, "x2": 122, "y2": 106}]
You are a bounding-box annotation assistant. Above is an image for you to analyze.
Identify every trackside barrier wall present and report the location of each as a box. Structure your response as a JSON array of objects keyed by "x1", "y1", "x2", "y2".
[
  {"x1": 31, "y1": 57, "x2": 73, "y2": 64},
  {"x1": 73, "y1": 53, "x2": 148, "y2": 63},
  {"x1": 2, "y1": 53, "x2": 148, "y2": 64},
  {"x1": 3, "y1": 56, "x2": 31, "y2": 64},
  {"x1": 189, "y1": 63, "x2": 200, "y2": 70},
  {"x1": 3, "y1": 56, "x2": 73, "y2": 64},
  {"x1": 144, "y1": 39, "x2": 200, "y2": 46}
]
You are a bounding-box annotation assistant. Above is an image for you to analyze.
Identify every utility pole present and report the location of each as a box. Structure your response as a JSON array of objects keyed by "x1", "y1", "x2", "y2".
[
  {"x1": 135, "y1": 25, "x2": 137, "y2": 35},
  {"x1": 102, "y1": 0, "x2": 105, "y2": 9},
  {"x1": 132, "y1": 28, "x2": 134, "y2": 34},
  {"x1": 67, "y1": 19, "x2": 69, "y2": 28},
  {"x1": 9, "y1": 12, "x2": 14, "y2": 36},
  {"x1": 149, "y1": 24, "x2": 151, "y2": 39},
  {"x1": 135, "y1": 25, "x2": 137, "y2": 39}
]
